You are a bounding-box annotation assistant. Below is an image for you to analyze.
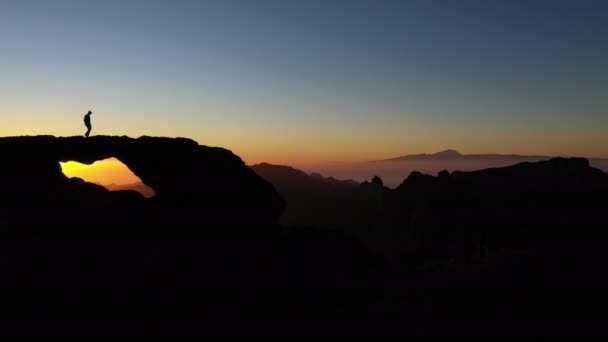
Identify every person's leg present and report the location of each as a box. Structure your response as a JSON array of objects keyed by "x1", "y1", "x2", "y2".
[{"x1": 85, "y1": 126, "x2": 91, "y2": 137}]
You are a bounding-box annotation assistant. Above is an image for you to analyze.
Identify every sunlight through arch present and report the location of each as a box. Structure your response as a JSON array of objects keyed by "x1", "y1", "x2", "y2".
[{"x1": 60, "y1": 157, "x2": 155, "y2": 198}]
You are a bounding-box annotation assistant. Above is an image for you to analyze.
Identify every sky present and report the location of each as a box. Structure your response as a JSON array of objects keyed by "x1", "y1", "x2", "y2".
[{"x1": 2, "y1": 0, "x2": 607, "y2": 170}]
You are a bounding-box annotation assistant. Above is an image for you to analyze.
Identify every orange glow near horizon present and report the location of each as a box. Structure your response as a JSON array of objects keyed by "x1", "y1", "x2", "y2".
[
  {"x1": 60, "y1": 158, "x2": 142, "y2": 186},
  {"x1": 60, "y1": 158, "x2": 156, "y2": 197}
]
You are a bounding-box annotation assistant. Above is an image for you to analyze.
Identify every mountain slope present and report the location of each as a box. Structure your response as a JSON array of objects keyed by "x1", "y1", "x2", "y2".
[
  {"x1": 103, "y1": 182, "x2": 156, "y2": 198},
  {"x1": 250, "y1": 162, "x2": 359, "y2": 193}
]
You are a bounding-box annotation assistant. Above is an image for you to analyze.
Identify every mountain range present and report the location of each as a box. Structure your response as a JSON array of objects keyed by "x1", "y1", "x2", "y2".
[
  {"x1": 381, "y1": 149, "x2": 552, "y2": 161},
  {"x1": 250, "y1": 162, "x2": 359, "y2": 193}
]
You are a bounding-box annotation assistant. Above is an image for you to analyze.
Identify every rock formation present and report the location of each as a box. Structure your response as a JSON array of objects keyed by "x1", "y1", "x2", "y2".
[{"x1": 0, "y1": 135, "x2": 285, "y2": 232}]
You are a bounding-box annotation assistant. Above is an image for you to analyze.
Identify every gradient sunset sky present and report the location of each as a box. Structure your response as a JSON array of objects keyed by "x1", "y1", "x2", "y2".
[{"x1": 2, "y1": 0, "x2": 607, "y2": 168}]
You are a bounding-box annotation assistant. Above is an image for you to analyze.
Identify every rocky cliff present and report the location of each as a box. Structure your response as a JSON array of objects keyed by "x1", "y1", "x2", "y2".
[{"x1": 0, "y1": 135, "x2": 285, "y2": 232}]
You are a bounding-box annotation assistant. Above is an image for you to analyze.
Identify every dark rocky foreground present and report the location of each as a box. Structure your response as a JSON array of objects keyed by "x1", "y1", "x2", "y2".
[{"x1": 1, "y1": 135, "x2": 607, "y2": 337}]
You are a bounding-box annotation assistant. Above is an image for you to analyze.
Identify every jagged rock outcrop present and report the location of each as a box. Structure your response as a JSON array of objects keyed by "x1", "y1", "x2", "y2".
[{"x1": 0, "y1": 135, "x2": 285, "y2": 231}]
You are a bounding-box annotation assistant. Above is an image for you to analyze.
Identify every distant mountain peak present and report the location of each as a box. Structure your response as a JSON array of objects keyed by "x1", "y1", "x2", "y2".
[
  {"x1": 435, "y1": 149, "x2": 462, "y2": 156},
  {"x1": 382, "y1": 149, "x2": 551, "y2": 162}
]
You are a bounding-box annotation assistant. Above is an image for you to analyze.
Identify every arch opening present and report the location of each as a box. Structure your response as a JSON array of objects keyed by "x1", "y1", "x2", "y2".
[{"x1": 60, "y1": 157, "x2": 156, "y2": 198}]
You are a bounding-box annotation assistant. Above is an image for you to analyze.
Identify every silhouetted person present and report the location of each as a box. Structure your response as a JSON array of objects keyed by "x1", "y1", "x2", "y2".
[{"x1": 84, "y1": 111, "x2": 92, "y2": 137}]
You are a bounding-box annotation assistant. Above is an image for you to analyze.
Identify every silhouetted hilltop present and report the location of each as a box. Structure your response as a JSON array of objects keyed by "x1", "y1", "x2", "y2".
[
  {"x1": 0, "y1": 135, "x2": 285, "y2": 230},
  {"x1": 103, "y1": 181, "x2": 156, "y2": 198},
  {"x1": 383, "y1": 149, "x2": 551, "y2": 161},
  {"x1": 310, "y1": 172, "x2": 360, "y2": 188},
  {"x1": 387, "y1": 157, "x2": 608, "y2": 263},
  {"x1": 250, "y1": 162, "x2": 359, "y2": 193}
]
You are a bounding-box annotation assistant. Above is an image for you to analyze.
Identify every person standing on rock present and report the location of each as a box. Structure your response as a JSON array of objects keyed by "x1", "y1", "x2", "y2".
[{"x1": 84, "y1": 110, "x2": 93, "y2": 137}]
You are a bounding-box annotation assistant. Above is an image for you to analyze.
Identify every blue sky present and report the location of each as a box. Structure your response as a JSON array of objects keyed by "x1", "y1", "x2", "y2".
[{"x1": 1, "y1": 0, "x2": 607, "y2": 164}]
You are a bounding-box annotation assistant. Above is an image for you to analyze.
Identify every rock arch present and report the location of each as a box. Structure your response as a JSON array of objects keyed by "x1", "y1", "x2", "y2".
[{"x1": 0, "y1": 135, "x2": 285, "y2": 229}]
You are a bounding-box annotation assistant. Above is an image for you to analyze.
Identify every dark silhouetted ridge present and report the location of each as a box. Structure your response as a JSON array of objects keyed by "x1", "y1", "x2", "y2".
[
  {"x1": 250, "y1": 162, "x2": 359, "y2": 193},
  {"x1": 103, "y1": 181, "x2": 156, "y2": 198}
]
